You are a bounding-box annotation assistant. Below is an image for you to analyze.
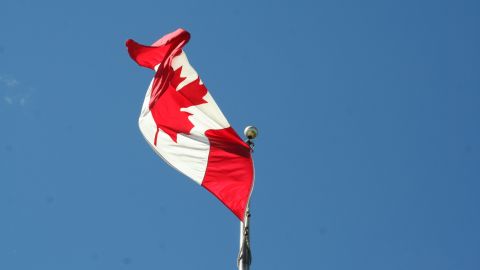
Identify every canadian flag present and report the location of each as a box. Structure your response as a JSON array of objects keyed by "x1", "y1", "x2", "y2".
[{"x1": 126, "y1": 29, "x2": 254, "y2": 221}]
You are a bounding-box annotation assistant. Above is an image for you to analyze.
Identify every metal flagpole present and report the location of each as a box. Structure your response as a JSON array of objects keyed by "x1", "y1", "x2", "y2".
[
  {"x1": 238, "y1": 126, "x2": 257, "y2": 270},
  {"x1": 238, "y1": 206, "x2": 251, "y2": 270}
]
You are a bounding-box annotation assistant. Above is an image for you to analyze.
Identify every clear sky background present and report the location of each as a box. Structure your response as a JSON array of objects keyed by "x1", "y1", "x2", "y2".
[{"x1": 1, "y1": 0, "x2": 479, "y2": 269}]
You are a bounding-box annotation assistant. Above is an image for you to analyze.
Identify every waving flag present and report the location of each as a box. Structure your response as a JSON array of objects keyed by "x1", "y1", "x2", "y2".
[{"x1": 126, "y1": 29, "x2": 254, "y2": 220}]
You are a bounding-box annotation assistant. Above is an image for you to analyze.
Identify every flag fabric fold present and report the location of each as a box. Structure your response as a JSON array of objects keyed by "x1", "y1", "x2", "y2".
[{"x1": 126, "y1": 28, "x2": 254, "y2": 221}]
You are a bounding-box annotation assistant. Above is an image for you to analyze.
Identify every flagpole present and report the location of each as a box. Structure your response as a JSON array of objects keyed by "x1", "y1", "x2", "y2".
[
  {"x1": 238, "y1": 126, "x2": 257, "y2": 270},
  {"x1": 238, "y1": 207, "x2": 251, "y2": 270}
]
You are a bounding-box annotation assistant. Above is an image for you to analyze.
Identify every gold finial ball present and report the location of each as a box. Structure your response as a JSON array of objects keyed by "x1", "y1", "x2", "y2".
[{"x1": 244, "y1": 126, "x2": 258, "y2": 140}]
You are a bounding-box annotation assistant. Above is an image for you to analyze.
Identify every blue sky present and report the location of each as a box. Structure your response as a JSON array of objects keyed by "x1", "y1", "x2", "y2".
[{"x1": 1, "y1": 0, "x2": 480, "y2": 269}]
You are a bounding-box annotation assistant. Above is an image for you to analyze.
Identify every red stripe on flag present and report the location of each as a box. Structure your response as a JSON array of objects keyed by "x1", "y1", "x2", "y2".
[
  {"x1": 126, "y1": 29, "x2": 190, "y2": 70},
  {"x1": 202, "y1": 127, "x2": 254, "y2": 221}
]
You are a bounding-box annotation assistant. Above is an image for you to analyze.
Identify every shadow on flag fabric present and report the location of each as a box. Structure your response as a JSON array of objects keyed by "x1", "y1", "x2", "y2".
[{"x1": 126, "y1": 29, "x2": 254, "y2": 221}]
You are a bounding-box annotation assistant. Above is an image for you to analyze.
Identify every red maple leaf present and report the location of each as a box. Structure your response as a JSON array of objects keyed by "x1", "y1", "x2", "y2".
[{"x1": 150, "y1": 66, "x2": 208, "y2": 144}]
